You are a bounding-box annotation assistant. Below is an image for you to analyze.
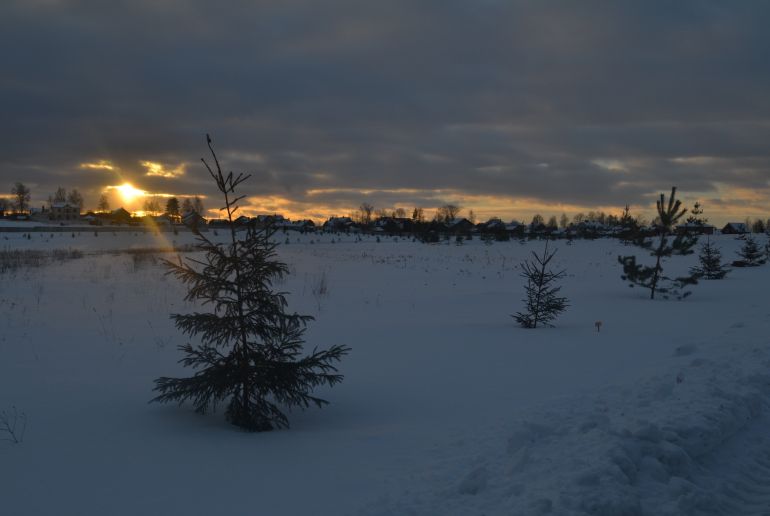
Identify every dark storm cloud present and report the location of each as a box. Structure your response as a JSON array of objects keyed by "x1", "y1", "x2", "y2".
[{"x1": 2, "y1": 0, "x2": 769, "y2": 218}]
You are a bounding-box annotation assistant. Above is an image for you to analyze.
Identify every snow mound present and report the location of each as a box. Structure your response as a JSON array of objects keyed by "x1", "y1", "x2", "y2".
[{"x1": 358, "y1": 343, "x2": 770, "y2": 516}]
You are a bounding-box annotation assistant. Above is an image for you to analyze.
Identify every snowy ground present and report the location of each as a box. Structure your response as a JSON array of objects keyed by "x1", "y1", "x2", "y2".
[{"x1": 1, "y1": 228, "x2": 770, "y2": 515}]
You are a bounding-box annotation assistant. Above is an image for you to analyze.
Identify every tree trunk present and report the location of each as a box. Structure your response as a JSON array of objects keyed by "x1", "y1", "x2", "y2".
[{"x1": 650, "y1": 232, "x2": 667, "y2": 299}]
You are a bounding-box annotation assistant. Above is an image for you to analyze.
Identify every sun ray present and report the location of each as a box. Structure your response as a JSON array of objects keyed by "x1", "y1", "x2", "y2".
[{"x1": 111, "y1": 183, "x2": 146, "y2": 204}]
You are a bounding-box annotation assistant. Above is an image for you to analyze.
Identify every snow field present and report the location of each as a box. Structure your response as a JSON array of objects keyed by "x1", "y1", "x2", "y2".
[
  {"x1": 361, "y1": 324, "x2": 770, "y2": 515},
  {"x1": 1, "y1": 230, "x2": 769, "y2": 515}
]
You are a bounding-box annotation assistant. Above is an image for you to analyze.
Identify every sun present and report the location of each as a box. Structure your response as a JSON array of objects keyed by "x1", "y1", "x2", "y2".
[{"x1": 115, "y1": 183, "x2": 145, "y2": 203}]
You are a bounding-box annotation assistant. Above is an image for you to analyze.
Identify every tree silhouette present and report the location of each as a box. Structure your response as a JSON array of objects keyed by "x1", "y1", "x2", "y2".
[
  {"x1": 690, "y1": 238, "x2": 729, "y2": 279},
  {"x1": 97, "y1": 193, "x2": 110, "y2": 212},
  {"x1": 513, "y1": 242, "x2": 568, "y2": 328},
  {"x1": 358, "y1": 202, "x2": 374, "y2": 225},
  {"x1": 11, "y1": 182, "x2": 30, "y2": 213},
  {"x1": 736, "y1": 235, "x2": 765, "y2": 266},
  {"x1": 435, "y1": 204, "x2": 461, "y2": 223},
  {"x1": 686, "y1": 201, "x2": 707, "y2": 225},
  {"x1": 67, "y1": 189, "x2": 84, "y2": 212},
  {"x1": 152, "y1": 136, "x2": 349, "y2": 432},
  {"x1": 165, "y1": 197, "x2": 180, "y2": 217},
  {"x1": 618, "y1": 187, "x2": 699, "y2": 299},
  {"x1": 143, "y1": 197, "x2": 161, "y2": 215},
  {"x1": 192, "y1": 196, "x2": 205, "y2": 216},
  {"x1": 51, "y1": 186, "x2": 67, "y2": 206}
]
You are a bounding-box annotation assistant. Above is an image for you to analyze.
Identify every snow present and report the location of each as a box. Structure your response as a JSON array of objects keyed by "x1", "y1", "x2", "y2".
[
  {"x1": 1, "y1": 230, "x2": 769, "y2": 515},
  {"x1": 0, "y1": 220, "x2": 58, "y2": 228},
  {"x1": 361, "y1": 330, "x2": 770, "y2": 515}
]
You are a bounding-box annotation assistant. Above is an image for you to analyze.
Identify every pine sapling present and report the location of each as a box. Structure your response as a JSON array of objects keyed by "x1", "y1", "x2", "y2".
[
  {"x1": 513, "y1": 241, "x2": 568, "y2": 328},
  {"x1": 618, "y1": 187, "x2": 699, "y2": 299},
  {"x1": 152, "y1": 136, "x2": 350, "y2": 432}
]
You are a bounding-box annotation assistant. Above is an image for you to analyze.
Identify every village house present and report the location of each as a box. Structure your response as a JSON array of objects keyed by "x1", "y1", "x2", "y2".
[
  {"x1": 722, "y1": 222, "x2": 749, "y2": 234},
  {"x1": 254, "y1": 214, "x2": 288, "y2": 228},
  {"x1": 224, "y1": 215, "x2": 252, "y2": 227},
  {"x1": 481, "y1": 218, "x2": 502, "y2": 230},
  {"x1": 446, "y1": 218, "x2": 475, "y2": 235},
  {"x1": 110, "y1": 207, "x2": 133, "y2": 225},
  {"x1": 505, "y1": 220, "x2": 526, "y2": 236},
  {"x1": 29, "y1": 206, "x2": 49, "y2": 223},
  {"x1": 207, "y1": 219, "x2": 229, "y2": 228},
  {"x1": 182, "y1": 210, "x2": 207, "y2": 231},
  {"x1": 323, "y1": 216, "x2": 354, "y2": 232},
  {"x1": 676, "y1": 222, "x2": 716, "y2": 235},
  {"x1": 291, "y1": 219, "x2": 316, "y2": 232},
  {"x1": 49, "y1": 202, "x2": 80, "y2": 221}
]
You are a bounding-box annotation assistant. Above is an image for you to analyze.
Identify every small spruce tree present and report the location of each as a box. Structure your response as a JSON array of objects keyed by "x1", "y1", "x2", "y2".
[
  {"x1": 618, "y1": 187, "x2": 699, "y2": 299},
  {"x1": 617, "y1": 204, "x2": 642, "y2": 244},
  {"x1": 690, "y1": 237, "x2": 729, "y2": 279},
  {"x1": 152, "y1": 136, "x2": 350, "y2": 432},
  {"x1": 735, "y1": 235, "x2": 766, "y2": 266},
  {"x1": 686, "y1": 201, "x2": 707, "y2": 225},
  {"x1": 513, "y1": 242, "x2": 568, "y2": 328}
]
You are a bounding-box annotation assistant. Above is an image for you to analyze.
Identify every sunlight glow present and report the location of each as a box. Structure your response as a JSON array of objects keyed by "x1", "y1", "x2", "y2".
[{"x1": 113, "y1": 183, "x2": 146, "y2": 203}]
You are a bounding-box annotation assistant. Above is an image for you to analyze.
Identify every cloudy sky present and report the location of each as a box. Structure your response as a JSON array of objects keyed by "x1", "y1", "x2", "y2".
[{"x1": 2, "y1": 0, "x2": 769, "y2": 224}]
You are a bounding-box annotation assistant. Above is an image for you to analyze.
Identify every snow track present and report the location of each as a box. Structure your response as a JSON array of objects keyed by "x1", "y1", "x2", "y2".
[
  {"x1": 358, "y1": 339, "x2": 770, "y2": 516},
  {"x1": 693, "y1": 409, "x2": 770, "y2": 516}
]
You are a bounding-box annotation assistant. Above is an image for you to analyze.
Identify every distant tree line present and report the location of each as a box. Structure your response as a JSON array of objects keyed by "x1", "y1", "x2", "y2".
[
  {"x1": 0, "y1": 182, "x2": 206, "y2": 220},
  {"x1": 336, "y1": 199, "x2": 770, "y2": 241},
  {"x1": 3, "y1": 182, "x2": 770, "y2": 234},
  {"x1": 142, "y1": 195, "x2": 204, "y2": 217}
]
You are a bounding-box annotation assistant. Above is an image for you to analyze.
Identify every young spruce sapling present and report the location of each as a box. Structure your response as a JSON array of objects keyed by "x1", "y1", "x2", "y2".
[{"x1": 152, "y1": 136, "x2": 349, "y2": 432}]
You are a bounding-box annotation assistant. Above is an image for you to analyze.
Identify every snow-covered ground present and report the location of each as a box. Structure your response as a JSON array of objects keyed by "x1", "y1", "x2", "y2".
[{"x1": 1, "y1": 229, "x2": 769, "y2": 515}]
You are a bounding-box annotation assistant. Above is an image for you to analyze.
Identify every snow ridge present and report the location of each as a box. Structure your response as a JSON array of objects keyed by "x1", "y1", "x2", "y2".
[{"x1": 358, "y1": 343, "x2": 770, "y2": 516}]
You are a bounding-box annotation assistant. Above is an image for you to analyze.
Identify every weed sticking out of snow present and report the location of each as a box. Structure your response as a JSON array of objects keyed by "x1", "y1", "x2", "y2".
[
  {"x1": 0, "y1": 249, "x2": 84, "y2": 273},
  {"x1": 311, "y1": 270, "x2": 331, "y2": 311}
]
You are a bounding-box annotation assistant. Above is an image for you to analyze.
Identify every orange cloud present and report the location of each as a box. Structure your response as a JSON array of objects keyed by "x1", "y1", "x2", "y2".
[
  {"x1": 141, "y1": 160, "x2": 185, "y2": 178},
  {"x1": 227, "y1": 188, "x2": 642, "y2": 224},
  {"x1": 79, "y1": 160, "x2": 116, "y2": 171}
]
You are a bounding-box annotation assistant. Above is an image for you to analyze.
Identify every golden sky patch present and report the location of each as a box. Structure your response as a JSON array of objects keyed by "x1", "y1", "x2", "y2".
[
  {"x1": 306, "y1": 187, "x2": 427, "y2": 196},
  {"x1": 232, "y1": 188, "x2": 643, "y2": 224},
  {"x1": 141, "y1": 160, "x2": 185, "y2": 178},
  {"x1": 79, "y1": 160, "x2": 116, "y2": 171}
]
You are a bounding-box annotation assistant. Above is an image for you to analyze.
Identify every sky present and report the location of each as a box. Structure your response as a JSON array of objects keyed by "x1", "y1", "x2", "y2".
[{"x1": 1, "y1": 0, "x2": 769, "y2": 224}]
